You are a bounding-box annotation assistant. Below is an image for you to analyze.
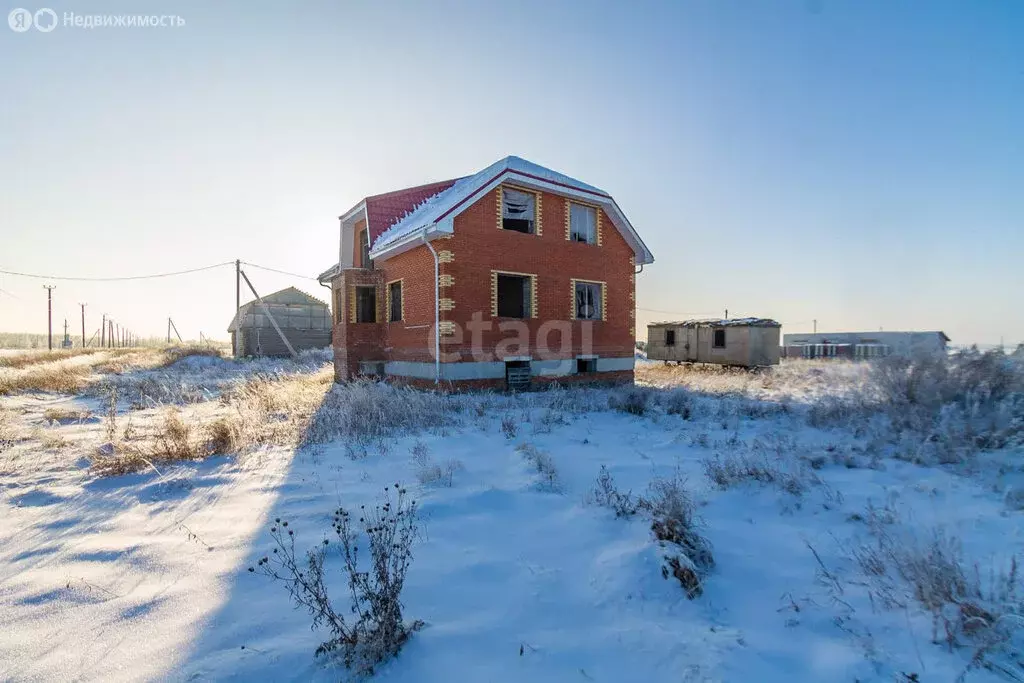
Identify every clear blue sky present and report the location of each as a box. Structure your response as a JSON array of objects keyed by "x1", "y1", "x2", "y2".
[{"x1": 1, "y1": 0, "x2": 1021, "y2": 346}]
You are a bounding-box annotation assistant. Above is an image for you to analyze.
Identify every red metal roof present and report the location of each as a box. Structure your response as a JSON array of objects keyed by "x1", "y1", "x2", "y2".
[{"x1": 363, "y1": 179, "x2": 460, "y2": 242}]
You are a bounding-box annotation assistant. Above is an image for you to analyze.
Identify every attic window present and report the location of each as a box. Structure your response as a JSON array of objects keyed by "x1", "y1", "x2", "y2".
[
  {"x1": 502, "y1": 187, "x2": 535, "y2": 234},
  {"x1": 570, "y1": 203, "x2": 597, "y2": 244},
  {"x1": 665, "y1": 329, "x2": 676, "y2": 346},
  {"x1": 713, "y1": 328, "x2": 726, "y2": 348}
]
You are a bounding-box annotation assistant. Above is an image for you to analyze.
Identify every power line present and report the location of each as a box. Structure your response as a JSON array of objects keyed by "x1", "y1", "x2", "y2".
[
  {"x1": 0, "y1": 261, "x2": 234, "y2": 282},
  {"x1": 241, "y1": 261, "x2": 319, "y2": 281}
]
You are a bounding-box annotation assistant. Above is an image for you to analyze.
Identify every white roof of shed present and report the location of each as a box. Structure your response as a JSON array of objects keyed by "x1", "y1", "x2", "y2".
[{"x1": 649, "y1": 317, "x2": 781, "y2": 328}]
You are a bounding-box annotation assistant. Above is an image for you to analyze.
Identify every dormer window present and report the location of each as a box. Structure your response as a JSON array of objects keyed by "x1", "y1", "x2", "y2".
[{"x1": 501, "y1": 187, "x2": 536, "y2": 234}]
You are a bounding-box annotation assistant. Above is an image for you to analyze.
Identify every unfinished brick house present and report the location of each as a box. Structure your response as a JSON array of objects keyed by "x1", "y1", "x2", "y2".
[{"x1": 317, "y1": 156, "x2": 654, "y2": 390}]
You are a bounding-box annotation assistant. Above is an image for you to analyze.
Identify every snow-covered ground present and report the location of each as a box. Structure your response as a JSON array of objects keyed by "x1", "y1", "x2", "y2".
[{"x1": 1, "y1": 355, "x2": 1022, "y2": 682}]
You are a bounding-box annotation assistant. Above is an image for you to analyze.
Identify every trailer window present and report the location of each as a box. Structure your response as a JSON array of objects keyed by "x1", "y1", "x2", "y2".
[
  {"x1": 665, "y1": 329, "x2": 675, "y2": 346},
  {"x1": 713, "y1": 329, "x2": 726, "y2": 348}
]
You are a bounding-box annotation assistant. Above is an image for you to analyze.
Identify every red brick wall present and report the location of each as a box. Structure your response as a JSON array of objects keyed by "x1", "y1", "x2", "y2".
[
  {"x1": 351, "y1": 185, "x2": 637, "y2": 369},
  {"x1": 379, "y1": 243, "x2": 438, "y2": 363},
  {"x1": 438, "y1": 186, "x2": 635, "y2": 360},
  {"x1": 331, "y1": 268, "x2": 384, "y2": 381}
]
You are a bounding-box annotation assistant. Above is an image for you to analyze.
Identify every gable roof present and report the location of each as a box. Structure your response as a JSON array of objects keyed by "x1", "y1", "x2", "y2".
[
  {"x1": 366, "y1": 156, "x2": 654, "y2": 264},
  {"x1": 363, "y1": 180, "x2": 460, "y2": 244},
  {"x1": 227, "y1": 286, "x2": 329, "y2": 332}
]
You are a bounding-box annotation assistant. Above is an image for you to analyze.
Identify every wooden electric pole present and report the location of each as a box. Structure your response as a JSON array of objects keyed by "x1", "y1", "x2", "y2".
[
  {"x1": 43, "y1": 285, "x2": 55, "y2": 350},
  {"x1": 79, "y1": 303, "x2": 87, "y2": 347},
  {"x1": 235, "y1": 259, "x2": 241, "y2": 358}
]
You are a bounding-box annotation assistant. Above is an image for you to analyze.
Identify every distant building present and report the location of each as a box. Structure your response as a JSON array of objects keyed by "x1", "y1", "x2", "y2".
[
  {"x1": 227, "y1": 287, "x2": 332, "y2": 358},
  {"x1": 646, "y1": 318, "x2": 781, "y2": 367},
  {"x1": 782, "y1": 331, "x2": 949, "y2": 359}
]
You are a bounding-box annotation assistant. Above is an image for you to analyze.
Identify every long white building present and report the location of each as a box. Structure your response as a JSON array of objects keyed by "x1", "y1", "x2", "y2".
[{"x1": 782, "y1": 330, "x2": 949, "y2": 357}]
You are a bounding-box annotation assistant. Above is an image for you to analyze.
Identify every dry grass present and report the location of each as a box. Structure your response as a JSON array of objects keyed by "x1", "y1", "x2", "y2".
[
  {"x1": 516, "y1": 443, "x2": 561, "y2": 491},
  {"x1": 43, "y1": 407, "x2": 92, "y2": 423},
  {"x1": 637, "y1": 358, "x2": 867, "y2": 400},
  {"x1": 156, "y1": 345, "x2": 223, "y2": 368},
  {"x1": 0, "y1": 346, "x2": 195, "y2": 396},
  {"x1": 91, "y1": 345, "x2": 222, "y2": 375},
  {"x1": 0, "y1": 348, "x2": 107, "y2": 369},
  {"x1": 0, "y1": 363, "x2": 92, "y2": 395},
  {"x1": 87, "y1": 366, "x2": 334, "y2": 477},
  {"x1": 89, "y1": 407, "x2": 226, "y2": 476},
  {"x1": 35, "y1": 428, "x2": 71, "y2": 451}
]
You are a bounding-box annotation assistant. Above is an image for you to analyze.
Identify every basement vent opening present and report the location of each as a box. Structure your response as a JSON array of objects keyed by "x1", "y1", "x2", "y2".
[
  {"x1": 505, "y1": 360, "x2": 531, "y2": 391},
  {"x1": 576, "y1": 358, "x2": 597, "y2": 374}
]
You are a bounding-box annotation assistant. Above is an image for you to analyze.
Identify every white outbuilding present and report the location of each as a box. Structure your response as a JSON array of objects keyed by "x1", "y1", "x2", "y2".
[{"x1": 646, "y1": 318, "x2": 781, "y2": 368}]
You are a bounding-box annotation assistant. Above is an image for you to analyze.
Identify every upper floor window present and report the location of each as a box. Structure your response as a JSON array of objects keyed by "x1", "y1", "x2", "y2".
[
  {"x1": 574, "y1": 280, "x2": 602, "y2": 320},
  {"x1": 502, "y1": 187, "x2": 535, "y2": 234},
  {"x1": 358, "y1": 229, "x2": 373, "y2": 269},
  {"x1": 569, "y1": 203, "x2": 597, "y2": 244}
]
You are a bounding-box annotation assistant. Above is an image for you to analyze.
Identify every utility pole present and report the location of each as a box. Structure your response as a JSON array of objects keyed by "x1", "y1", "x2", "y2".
[
  {"x1": 235, "y1": 259, "x2": 241, "y2": 358},
  {"x1": 167, "y1": 318, "x2": 171, "y2": 344},
  {"x1": 43, "y1": 285, "x2": 55, "y2": 351},
  {"x1": 168, "y1": 318, "x2": 183, "y2": 343},
  {"x1": 101, "y1": 314, "x2": 106, "y2": 348},
  {"x1": 724, "y1": 308, "x2": 728, "y2": 320},
  {"x1": 79, "y1": 303, "x2": 87, "y2": 347}
]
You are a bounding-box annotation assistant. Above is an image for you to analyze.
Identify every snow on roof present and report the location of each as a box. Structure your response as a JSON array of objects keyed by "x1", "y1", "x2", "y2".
[
  {"x1": 372, "y1": 156, "x2": 611, "y2": 253},
  {"x1": 649, "y1": 317, "x2": 781, "y2": 328},
  {"x1": 365, "y1": 179, "x2": 460, "y2": 243}
]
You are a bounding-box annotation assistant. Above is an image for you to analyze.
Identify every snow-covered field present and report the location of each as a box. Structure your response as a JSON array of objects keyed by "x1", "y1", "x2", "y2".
[{"x1": 1, "y1": 351, "x2": 1022, "y2": 682}]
